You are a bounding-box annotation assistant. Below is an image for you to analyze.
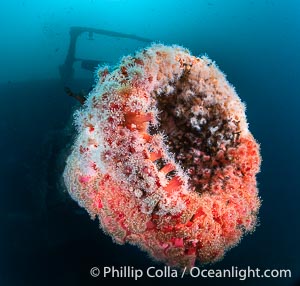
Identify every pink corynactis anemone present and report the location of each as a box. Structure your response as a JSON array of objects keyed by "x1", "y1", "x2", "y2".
[{"x1": 63, "y1": 44, "x2": 261, "y2": 268}]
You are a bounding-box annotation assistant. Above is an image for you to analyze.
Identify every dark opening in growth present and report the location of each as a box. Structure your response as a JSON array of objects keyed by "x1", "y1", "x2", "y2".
[{"x1": 152, "y1": 77, "x2": 241, "y2": 193}]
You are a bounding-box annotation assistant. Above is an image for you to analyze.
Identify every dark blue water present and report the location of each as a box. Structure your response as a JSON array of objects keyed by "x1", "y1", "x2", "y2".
[{"x1": 1, "y1": 1, "x2": 299, "y2": 285}]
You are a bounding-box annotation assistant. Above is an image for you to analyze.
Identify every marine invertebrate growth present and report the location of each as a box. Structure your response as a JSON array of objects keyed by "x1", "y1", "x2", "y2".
[{"x1": 63, "y1": 44, "x2": 261, "y2": 268}]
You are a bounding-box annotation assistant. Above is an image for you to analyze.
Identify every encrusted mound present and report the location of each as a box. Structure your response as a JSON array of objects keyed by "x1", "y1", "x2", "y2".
[{"x1": 63, "y1": 44, "x2": 261, "y2": 268}]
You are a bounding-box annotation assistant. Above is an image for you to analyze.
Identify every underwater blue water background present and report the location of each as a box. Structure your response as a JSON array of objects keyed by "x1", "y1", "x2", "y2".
[{"x1": 0, "y1": 0, "x2": 299, "y2": 285}]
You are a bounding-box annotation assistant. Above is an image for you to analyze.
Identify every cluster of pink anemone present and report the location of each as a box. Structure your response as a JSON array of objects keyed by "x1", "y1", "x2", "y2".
[{"x1": 63, "y1": 44, "x2": 261, "y2": 268}]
